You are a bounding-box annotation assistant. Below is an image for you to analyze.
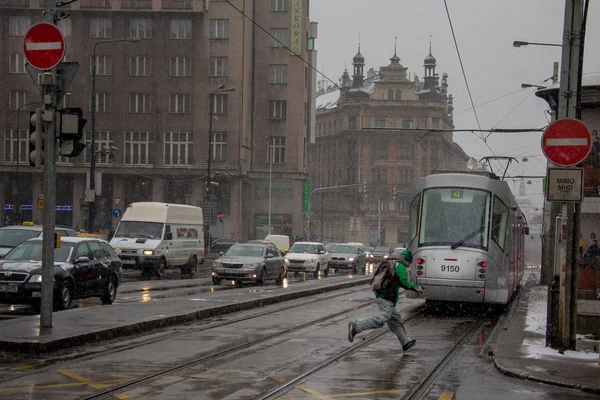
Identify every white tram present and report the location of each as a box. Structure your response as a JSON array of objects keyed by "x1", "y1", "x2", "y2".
[{"x1": 407, "y1": 173, "x2": 527, "y2": 305}]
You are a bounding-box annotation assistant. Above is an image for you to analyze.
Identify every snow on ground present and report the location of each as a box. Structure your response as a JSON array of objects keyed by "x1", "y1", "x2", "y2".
[{"x1": 524, "y1": 286, "x2": 547, "y2": 336}]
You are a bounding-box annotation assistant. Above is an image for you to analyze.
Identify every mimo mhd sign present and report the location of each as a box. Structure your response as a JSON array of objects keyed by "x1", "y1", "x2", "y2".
[{"x1": 547, "y1": 168, "x2": 584, "y2": 203}]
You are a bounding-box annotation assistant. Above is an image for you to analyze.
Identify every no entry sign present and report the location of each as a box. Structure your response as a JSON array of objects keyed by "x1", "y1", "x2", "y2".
[
  {"x1": 541, "y1": 118, "x2": 592, "y2": 167},
  {"x1": 23, "y1": 23, "x2": 65, "y2": 70}
]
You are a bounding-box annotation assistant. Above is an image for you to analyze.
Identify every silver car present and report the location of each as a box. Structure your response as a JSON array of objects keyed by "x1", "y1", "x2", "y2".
[
  {"x1": 285, "y1": 242, "x2": 330, "y2": 277},
  {"x1": 326, "y1": 243, "x2": 366, "y2": 273},
  {"x1": 211, "y1": 243, "x2": 285, "y2": 286}
]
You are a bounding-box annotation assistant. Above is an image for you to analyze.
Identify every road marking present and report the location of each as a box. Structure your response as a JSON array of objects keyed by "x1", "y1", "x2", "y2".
[
  {"x1": 115, "y1": 395, "x2": 135, "y2": 400},
  {"x1": 279, "y1": 389, "x2": 406, "y2": 400},
  {"x1": 10, "y1": 360, "x2": 47, "y2": 371},
  {"x1": 57, "y1": 369, "x2": 108, "y2": 389},
  {"x1": 439, "y1": 392, "x2": 454, "y2": 400},
  {"x1": 26, "y1": 42, "x2": 62, "y2": 51},
  {"x1": 0, "y1": 378, "x2": 131, "y2": 392},
  {"x1": 296, "y1": 385, "x2": 334, "y2": 399},
  {"x1": 546, "y1": 138, "x2": 588, "y2": 146}
]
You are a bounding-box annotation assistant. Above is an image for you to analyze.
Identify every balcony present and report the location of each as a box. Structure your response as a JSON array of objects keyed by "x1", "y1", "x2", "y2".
[
  {"x1": 121, "y1": 0, "x2": 152, "y2": 9},
  {"x1": 0, "y1": 0, "x2": 30, "y2": 8},
  {"x1": 80, "y1": 0, "x2": 112, "y2": 8},
  {"x1": 161, "y1": 0, "x2": 192, "y2": 9}
]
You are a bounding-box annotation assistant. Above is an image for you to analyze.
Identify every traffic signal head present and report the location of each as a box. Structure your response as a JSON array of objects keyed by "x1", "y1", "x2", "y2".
[
  {"x1": 362, "y1": 181, "x2": 367, "y2": 193},
  {"x1": 216, "y1": 215, "x2": 224, "y2": 222},
  {"x1": 392, "y1": 186, "x2": 398, "y2": 200},
  {"x1": 29, "y1": 109, "x2": 44, "y2": 168},
  {"x1": 57, "y1": 108, "x2": 87, "y2": 158}
]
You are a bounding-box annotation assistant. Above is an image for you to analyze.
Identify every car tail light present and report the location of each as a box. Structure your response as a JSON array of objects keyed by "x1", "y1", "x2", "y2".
[
  {"x1": 478, "y1": 261, "x2": 487, "y2": 268},
  {"x1": 417, "y1": 258, "x2": 425, "y2": 265},
  {"x1": 477, "y1": 289, "x2": 484, "y2": 295},
  {"x1": 417, "y1": 271, "x2": 423, "y2": 276}
]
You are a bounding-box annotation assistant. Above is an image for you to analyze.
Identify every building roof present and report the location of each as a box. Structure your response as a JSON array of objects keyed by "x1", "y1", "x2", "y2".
[
  {"x1": 536, "y1": 72, "x2": 600, "y2": 93},
  {"x1": 315, "y1": 75, "x2": 381, "y2": 112}
]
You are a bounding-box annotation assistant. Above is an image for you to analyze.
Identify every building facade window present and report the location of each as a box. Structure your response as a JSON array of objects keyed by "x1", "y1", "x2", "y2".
[
  {"x1": 90, "y1": 18, "x2": 112, "y2": 38},
  {"x1": 130, "y1": 18, "x2": 152, "y2": 39},
  {"x1": 90, "y1": 55, "x2": 112, "y2": 76},
  {"x1": 9, "y1": 54, "x2": 26, "y2": 74},
  {"x1": 210, "y1": 93, "x2": 228, "y2": 114},
  {"x1": 125, "y1": 131, "x2": 153, "y2": 165},
  {"x1": 8, "y1": 16, "x2": 31, "y2": 36},
  {"x1": 398, "y1": 143, "x2": 415, "y2": 159},
  {"x1": 387, "y1": 89, "x2": 393, "y2": 100},
  {"x1": 129, "y1": 56, "x2": 152, "y2": 76},
  {"x1": 402, "y1": 118, "x2": 413, "y2": 129},
  {"x1": 4, "y1": 129, "x2": 29, "y2": 163},
  {"x1": 211, "y1": 132, "x2": 227, "y2": 161},
  {"x1": 128, "y1": 93, "x2": 151, "y2": 113},
  {"x1": 164, "y1": 132, "x2": 193, "y2": 165},
  {"x1": 267, "y1": 136, "x2": 286, "y2": 163},
  {"x1": 432, "y1": 117, "x2": 440, "y2": 129},
  {"x1": 8, "y1": 91, "x2": 27, "y2": 111},
  {"x1": 375, "y1": 117, "x2": 386, "y2": 128},
  {"x1": 372, "y1": 142, "x2": 387, "y2": 159},
  {"x1": 268, "y1": 100, "x2": 287, "y2": 119},
  {"x1": 397, "y1": 197, "x2": 410, "y2": 212},
  {"x1": 348, "y1": 116, "x2": 356, "y2": 129},
  {"x1": 170, "y1": 19, "x2": 192, "y2": 39},
  {"x1": 169, "y1": 57, "x2": 192, "y2": 77},
  {"x1": 371, "y1": 168, "x2": 387, "y2": 184},
  {"x1": 83, "y1": 131, "x2": 113, "y2": 163},
  {"x1": 398, "y1": 168, "x2": 414, "y2": 184},
  {"x1": 269, "y1": 28, "x2": 289, "y2": 47},
  {"x1": 209, "y1": 57, "x2": 228, "y2": 76},
  {"x1": 270, "y1": 0, "x2": 289, "y2": 11},
  {"x1": 268, "y1": 64, "x2": 288, "y2": 83},
  {"x1": 90, "y1": 93, "x2": 112, "y2": 112},
  {"x1": 209, "y1": 19, "x2": 229, "y2": 39},
  {"x1": 169, "y1": 94, "x2": 191, "y2": 114},
  {"x1": 395, "y1": 89, "x2": 401, "y2": 100},
  {"x1": 57, "y1": 18, "x2": 72, "y2": 37}
]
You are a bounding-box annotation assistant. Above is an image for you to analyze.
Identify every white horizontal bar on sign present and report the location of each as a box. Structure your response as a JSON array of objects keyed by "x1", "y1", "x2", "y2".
[
  {"x1": 546, "y1": 138, "x2": 588, "y2": 146},
  {"x1": 26, "y1": 42, "x2": 62, "y2": 51}
]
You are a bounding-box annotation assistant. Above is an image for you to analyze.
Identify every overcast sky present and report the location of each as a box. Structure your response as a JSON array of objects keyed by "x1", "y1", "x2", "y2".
[{"x1": 310, "y1": 0, "x2": 599, "y2": 204}]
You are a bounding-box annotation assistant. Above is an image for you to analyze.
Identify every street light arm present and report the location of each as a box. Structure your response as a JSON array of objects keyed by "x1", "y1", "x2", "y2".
[{"x1": 513, "y1": 40, "x2": 562, "y2": 48}]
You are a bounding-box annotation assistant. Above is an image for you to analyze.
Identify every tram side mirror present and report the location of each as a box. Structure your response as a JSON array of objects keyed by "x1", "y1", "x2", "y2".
[{"x1": 524, "y1": 227, "x2": 530, "y2": 235}]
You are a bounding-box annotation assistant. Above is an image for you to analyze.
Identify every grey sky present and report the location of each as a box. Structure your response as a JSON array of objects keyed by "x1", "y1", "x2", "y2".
[{"x1": 310, "y1": 0, "x2": 599, "y2": 203}]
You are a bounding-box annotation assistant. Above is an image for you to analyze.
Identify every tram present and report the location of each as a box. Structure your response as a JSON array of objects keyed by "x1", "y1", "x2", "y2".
[{"x1": 407, "y1": 172, "x2": 527, "y2": 305}]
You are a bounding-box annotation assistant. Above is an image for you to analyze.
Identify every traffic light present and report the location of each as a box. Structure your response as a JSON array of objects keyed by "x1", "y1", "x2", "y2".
[
  {"x1": 216, "y1": 215, "x2": 223, "y2": 222},
  {"x1": 58, "y1": 108, "x2": 87, "y2": 158},
  {"x1": 29, "y1": 109, "x2": 44, "y2": 168},
  {"x1": 392, "y1": 186, "x2": 397, "y2": 200},
  {"x1": 362, "y1": 181, "x2": 368, "y2": 193}
]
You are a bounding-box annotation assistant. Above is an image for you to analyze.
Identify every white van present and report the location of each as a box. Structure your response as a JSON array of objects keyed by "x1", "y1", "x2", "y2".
[
  {"x1": 110, "y1": 202, "x2": 204, "y2": 279},
  {"x1": 265, "y1": 234, "x2": 290, "y2": 254}
]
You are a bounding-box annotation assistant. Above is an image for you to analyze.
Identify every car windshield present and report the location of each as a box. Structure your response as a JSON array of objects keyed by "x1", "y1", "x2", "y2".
[
  {"x1": 0, "y1": 229, "x2": 40, "y2": 248},
  {"x1": 225, "y1": 245, "x2": 264, "y2": 257},
  {"x1": 114, "y1": 221, "x2": 164, "y2": 240},
  {"x1": 374, "y1": 246, "x2": 390, "y2": 252},
  {"x1": 365, "y1": 247, "x2": 374, "y2": 251},
  {"x1": 4, "y1": 242, "x2": 74, "y2": 262},
  {"x1": 289, "y1": 243, "x2": 319, "y2": 254},
  {"x1": 328, "y1": 244, "x2": 356, "y2": 254}
]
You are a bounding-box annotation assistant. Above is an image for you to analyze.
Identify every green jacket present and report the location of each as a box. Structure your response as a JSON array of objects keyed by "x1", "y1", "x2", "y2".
[{"x1": 376, "y1": 261, "x2": 420, "y2": 305}]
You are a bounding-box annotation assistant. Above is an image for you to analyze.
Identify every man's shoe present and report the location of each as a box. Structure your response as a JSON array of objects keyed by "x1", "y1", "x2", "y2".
[
  {"x1": 348, "y1": 322, "x2": 357, "y2": 343},
  {"x1": 402, "y1": 339, "x2": 416, "y2": 352}
]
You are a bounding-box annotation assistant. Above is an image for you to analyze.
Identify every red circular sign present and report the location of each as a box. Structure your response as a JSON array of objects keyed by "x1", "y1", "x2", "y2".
[
  {"x1": 22, "y1": 23, "x2": 65, "y2": 71},
  {"x1": 541, "y1": 118, "x2": 592, "y2": 167}
]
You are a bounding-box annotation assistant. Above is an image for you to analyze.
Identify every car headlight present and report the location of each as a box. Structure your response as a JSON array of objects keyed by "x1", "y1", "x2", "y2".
[
  {"x1": 245, "y1": 263, "x2": 261, "y2": 269},
  {"x1": 305, "y1": 259, "x2": 314, "y2": 264},
  {"x1": 384, "y1": 255, "x2": 389, "y2": 259},
  {"x1": 143, "y1": 250, "x2": 154, "y2": 256},
  {"x1": 213, "y1": 262, "x2": 222, "y2": 268},
  {"x1": 29, "y1": 274, "x2": 42, "y2": 283},
  {"x1": 348, "y1": 257, "x2": 354, "y2": 262},
  {"x1": 369, "y1": 254, "x2": 373, "y2": 258},
  {"x1": 284, "y1": 258, "x2": 289, "y2": 263}
]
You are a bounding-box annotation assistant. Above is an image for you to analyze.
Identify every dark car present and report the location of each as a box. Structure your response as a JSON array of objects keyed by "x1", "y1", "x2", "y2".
[
  {"x1": 211, "y1": 242, "x2": 285, "y2": 286},
  {"x1": 0, "y1": 224, "x2": 78, "y2": 259},
  {"x1": 372, "y1": 246, "x2": 392, "y2": 262},
  {"x1": 0, "y1": 237, "x2": 122, "y2": 311},
  {"x1": 210, "y1": 237, "x2": 239, "y2": 254}
]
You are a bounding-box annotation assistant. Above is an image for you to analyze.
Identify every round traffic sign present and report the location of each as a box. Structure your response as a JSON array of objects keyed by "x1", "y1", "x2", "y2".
[
  {"x1": 541, "y1": 118, "x2": 592, "y2": 167},
  {"x1": 112, "y1": 208, "x2": 123, "y2": 218},
  {"x1": 22, "y1": 23, "x2": 65, "y2": 71}
]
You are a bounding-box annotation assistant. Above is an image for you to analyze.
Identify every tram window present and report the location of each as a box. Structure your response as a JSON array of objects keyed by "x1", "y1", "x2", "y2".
[
  {"x1": 409, "y1": 193, "x2": 421, "y2": 244},
  {"x1": 491, "y1": 196, "x2": 509, "y2": 250}
]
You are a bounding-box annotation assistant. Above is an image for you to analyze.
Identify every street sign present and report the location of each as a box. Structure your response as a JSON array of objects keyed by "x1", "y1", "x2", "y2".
[
  {"x1": 37, "y1": 198, "x2": 44, "y2": 210},
  {"x1": 541, "y1": 118, "x2": 592, "y2": 167},
  {"x1": 26, "y1": 62, "x2": 80, "y2": 105},
  {"x1": 112, "y1": 197, "x2": 122, "y2": 208},
  {"x1": 112, "y1": 208, "x2": 123, "y2": 218},
  {"x1": 547, "y1": 168, "x2": 584, "y2": 202},
  {"x1": 23, "y1": 23, "x2": 65, "y2": 71},
  {"x1": 302, "y1": 180, "x2": 310, "y2": 212}
]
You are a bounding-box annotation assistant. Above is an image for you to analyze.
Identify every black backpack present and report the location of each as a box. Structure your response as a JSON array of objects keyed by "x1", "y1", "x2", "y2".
[{"x1": 371, "y1": 260, "x2": 397, "y2": 296}]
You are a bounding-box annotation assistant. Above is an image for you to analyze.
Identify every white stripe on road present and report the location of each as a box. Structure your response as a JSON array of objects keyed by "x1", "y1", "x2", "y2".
[
  {"x1": 26, "y1": 42, "x2": 62, "y2": 51},
  {"x1": 546, "y1": 138, "x2": 588, "y2": 146}
]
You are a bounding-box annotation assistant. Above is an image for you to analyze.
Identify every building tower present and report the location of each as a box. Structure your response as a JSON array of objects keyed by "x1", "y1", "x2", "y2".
[{"x1": 348, "y1": 44, "x2": 369, "y2": 99}]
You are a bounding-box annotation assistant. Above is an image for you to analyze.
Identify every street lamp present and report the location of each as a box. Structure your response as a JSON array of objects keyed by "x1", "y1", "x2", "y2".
[
  {"x1": 521, "y1": 83, "x2": 548, "y2": 90},
  {"x1": 513, "y1": 40, "x2": 561, "y2": 48},
  {"x1": 266, "y1": 136, "x2": 274, "y2": 234},
  {"x1": 88, "y1": 37, "x2": 139, "y2": 233}
]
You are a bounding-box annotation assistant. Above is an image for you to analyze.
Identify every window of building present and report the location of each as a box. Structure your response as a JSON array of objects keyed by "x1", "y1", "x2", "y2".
[
  {"x1": 169, "y1": 94, "x2": 191, "y2": 114},
  {"x1": 431, "y1": 142, "x2": 440, "y2": 158},
  {"x1": 348, "y1": 116, "x2": 356, "y2": 129},
  {"x1": 268, "y1": 100, "x2": 287, "y2": 120},
  {"x1": 375, "y1": 117, "x2": 386, "y2": 128},
  {"x1": 8, "y1": 54, "x2": 26, "y2": 74},
  {"x1": 432, "y1": 117, "x2": 440, "y2": 129},
  {"x1": 270, "y1": 0, "x2": 289, "y2": 11},
  {"x1": 398, "y1": 168, "x2": 413, "y2": 184},
  {"x1": 211, "y1": 132, "x2": 227, "y2": 161},
  {"x1": 130, "y1": 56, "x2": 152, "y2": 76},
  {"x1": 57, "y1": 18, "x2": 71, "y2": 37},
  {"x1": 170, "y1": 57, "x2": 192, "y2": 77},
  {"x1": 209, "y1": 19, "x2": 229, "y2": 39},
  {"x1": 90, "y1": 18, "x2": 112, "y2": 38},
  {"x1": 125, "y1": 131, "x2": 153, "y2": 165},
  {"x1": 397, "y1": 196, "x2": 410, "y2": 212},
  {"x1": 370, "y1": 199, "x2": 386, "y2": 212},
  {"x1": 3, "y1": 129, "x2": 29, "y2": 163},
  {"x1": 269, "y1": 28, "x2": 289, "y2": 47},
  {"x1": 398, "y1": 143, "x2": 415, "y2": 159},
  {"x1": 8, "y1": 16, "x2": 31, "y2": 36},
  {"x1": 395, "y1": 89, "x2": 401, "y2": 100},
  {"x1": 130, "y1": 18, "x2": 152, "y2": 39},
  {"x1": 210, "y1": 93, "x2": 228, "y2": 114},
  {"x1": 267, "y1": 136, "x2": 286, "y2": 163},
  {"x1": 90, "y1": 55, "x2": 112, "y2": 76},
  {"x1": 209, "y1": 57, "x2": 228, "y2": 76},
  {"x1": 164, "y1": 132, "x2": 193, "y2": 165},
  {"x1": 402, "y1": 118, "x2": 413, "y2": 129},
  {"x1": 8, "y1": 91, "x2": 27, "y2": 111},
  {"x1": 90, "y1": 93, "x2": 111, "y2": 112},
  {"x1": 268, "y1": 64, "x2": 288, "y2": 83},
  {"x1": 371, "y1": 168, "x2": 387, "y2": 184},
  {"x1": 387, "y1": 89, "x2": 393, "y2": 100},
  {"x1": 372, "y1": 143, "x2": 387, "y2": 159},
  {"x1": 170, "y1": 19, "x2": 192, "y2": 39},
  {"x1": 83, "y1": 131, "x2": 113, "y2": 163},
  {"x1": 128, "y1": 93, "x2": 151, "y2": 113}
]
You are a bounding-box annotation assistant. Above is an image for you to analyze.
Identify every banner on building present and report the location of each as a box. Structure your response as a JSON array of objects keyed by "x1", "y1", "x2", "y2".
[
  {"x1": 290, "y1": 0, "x2": 303, "y2": 55},
  {"x1": 302, "y1": 180, "x2": 310, "y2": 212}
]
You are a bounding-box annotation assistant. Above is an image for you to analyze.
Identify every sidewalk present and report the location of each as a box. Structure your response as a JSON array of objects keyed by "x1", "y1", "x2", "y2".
[
  {"x1": 0, "y1": 276, "x2": 370, "y2": 354},
  {"x1": 494, "y1": 282, "x2": 600, "y2": 394}
]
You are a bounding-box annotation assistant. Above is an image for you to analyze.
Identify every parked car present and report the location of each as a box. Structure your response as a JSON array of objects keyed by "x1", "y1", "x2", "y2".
[
  {"x1": 327, "y1": 243, "x2": 367, "y2": 273},
  {"x1": 364, "y1": 246, "x2": 375, "y2": 261},
  {"x1": 0, "y1": 224, "x2": 78, "y2": 259},
  {"x1": 285, "y1": 242, "x2": 330, "y2": 277},
  {"x1": 0, "y1": 237, "x2": 122, "y2": 311},
  {"x1": 372, "y1": 246, "x2": 392, "y2": 262},
  {"x1": 210, "y1": 237, "x2": 239, "y2": 254},
  {"x1": 211, "y1": 242, "x2": 285, "y2": 286}
]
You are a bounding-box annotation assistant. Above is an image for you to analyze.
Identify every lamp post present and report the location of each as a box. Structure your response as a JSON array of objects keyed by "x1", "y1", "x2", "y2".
[
  {"x1": 88, "y1": 37, "x2": 139, "y2": 233},
  {"x1": 513, "y1": 40, "x2": 562, "y2": 48},
  {"x1": 521, "y1": 83, "x2": 548, "y2": 90},
  {"x1": 266, "y1": 136, "x2": 273, "y2": 234}
]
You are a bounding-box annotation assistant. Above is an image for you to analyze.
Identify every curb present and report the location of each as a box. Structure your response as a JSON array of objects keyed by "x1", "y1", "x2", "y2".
[{"x1": 0, "y1": 277, "x2": 370, "y2": 354}]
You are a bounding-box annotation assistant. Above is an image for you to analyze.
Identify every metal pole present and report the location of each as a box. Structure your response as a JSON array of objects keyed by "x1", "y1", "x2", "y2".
[
  {"x1": 88, "y1": 44, "x2": 97, "y2": 234},
  {"x1": 207, "y1": 93, "x2": 213, "y2": 244},
  {"x1": 378, "y1": 199, "x2": 381, "y2": 245},
  {"x1": 268, "y1": 137, "x2": 272, "y2": 235}
]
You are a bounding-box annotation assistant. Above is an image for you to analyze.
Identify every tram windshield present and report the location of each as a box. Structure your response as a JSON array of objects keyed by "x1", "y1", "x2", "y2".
[{"x1": 418, "y1": 188, "x2": 490, "y2": 249}]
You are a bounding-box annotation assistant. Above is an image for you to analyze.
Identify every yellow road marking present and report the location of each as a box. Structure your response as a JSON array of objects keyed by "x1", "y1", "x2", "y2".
[
  {"x1": 0, "y1": 378, "x2": 131, "y2": 392},
  {"x1": 57, "y1": 369, "x2": 107, "y2": 389},
  {"x1": 296, "y1": 384, "x2": 334, "y2": 399},
  {"x1": 439, "y1": 392, "x2": 454, "y2": 400},
  {"x1": 10, "y1": 360, "x2": 47, "y2": 371},
  {"x1": 115, "y1": 395, "x2": 135, "y2": 400},
  {"x1": 330, "y1": 389, "x2": 406, "y2": 398}
]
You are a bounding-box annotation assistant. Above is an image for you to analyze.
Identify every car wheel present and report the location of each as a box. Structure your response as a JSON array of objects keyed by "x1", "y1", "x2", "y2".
[
  {"x1": 54, "y1": 281, "x2": 72, "y2": 311},
  {"x1": 257, "y1": 267, "x2": 266, "y2": 286},
  {"x1": 155, "y1": 258, "x2": 166, "y2": 279},
  {"x1": 182, "y1": 256, "x2": 197, "y2": 279},
  {"x1": 313, "y1": 264, "x2": 320, "y2": 278},
  {"x1": 275, "y1": 266, "x2": 284, "y2": 285},
  {"x1": 101, "y1": 275, "x2": 118, "y2": 305},
  {"x1": 352, "y1": 264, "x2": 358, "y2": 274},
  {"x1": 212, "y1": 277, "x2": 221, "y2": 285},
  {"x1": 324, "y1": 265, "x2": 330, "y2": 277}
]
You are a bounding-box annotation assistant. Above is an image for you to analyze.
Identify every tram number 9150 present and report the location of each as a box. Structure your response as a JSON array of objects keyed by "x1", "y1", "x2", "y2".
[{"x1": 441, "y1": 265, "x2": 460, "y2": 273}]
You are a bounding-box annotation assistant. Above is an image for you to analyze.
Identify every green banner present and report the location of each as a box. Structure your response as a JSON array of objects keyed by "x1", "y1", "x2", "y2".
[{"x1": 302, "y1": 180, "x2": 310, "y2": 212}]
